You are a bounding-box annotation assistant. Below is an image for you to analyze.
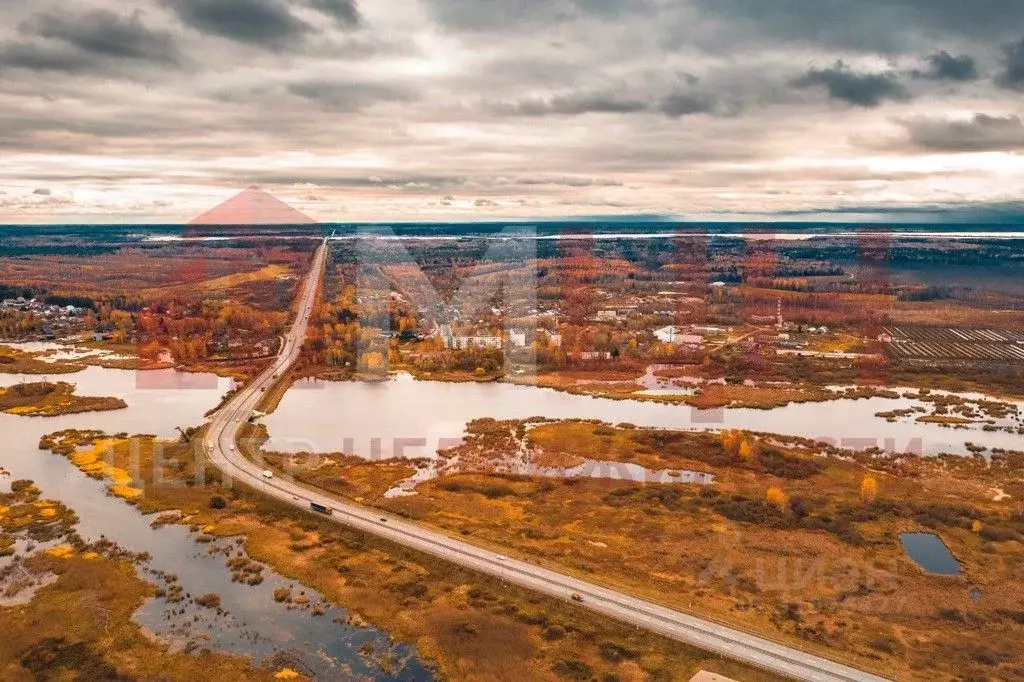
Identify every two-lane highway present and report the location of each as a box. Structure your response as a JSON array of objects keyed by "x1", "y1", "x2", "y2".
[{"x1": 204, "y1": 239, "x2": 890, "y2": 682}]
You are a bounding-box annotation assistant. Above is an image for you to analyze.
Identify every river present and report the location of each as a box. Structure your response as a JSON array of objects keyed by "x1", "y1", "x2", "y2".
[{"x1": 263, "y1": 372, "x2": 1024, "y2": 459}]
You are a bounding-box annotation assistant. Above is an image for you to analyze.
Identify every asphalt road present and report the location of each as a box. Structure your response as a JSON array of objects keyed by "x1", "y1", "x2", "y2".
[{"x1": 204, "y1": 240, "x2": 891, "y2": 682}]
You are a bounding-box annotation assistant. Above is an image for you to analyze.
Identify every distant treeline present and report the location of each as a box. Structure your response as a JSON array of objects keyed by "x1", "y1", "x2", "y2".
[{"x1": 42, "y1": 294, "x2": 97, "y2": 310}]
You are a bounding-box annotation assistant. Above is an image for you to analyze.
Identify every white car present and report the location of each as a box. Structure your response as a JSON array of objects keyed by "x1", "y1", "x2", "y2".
[
  {"x1": 262, "y1": 470, "x2": 273, "y2": 479},
  {"x1": 229, "y1": 443, "x2": 235, "y2": 451}
]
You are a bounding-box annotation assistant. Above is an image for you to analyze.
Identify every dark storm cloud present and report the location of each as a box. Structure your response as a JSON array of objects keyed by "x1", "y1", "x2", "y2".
[
  {"x1": 900, "y1": 114, "x2": 1024, "y2": 152},
  {"x1": 0, "y1": 9, "x2": 180, "y2": 73},
  {"x1": 307, "y1": 0, "x2": 361, "y2": 26},
  {"x1": 286, "y1": 80, "x2": 418, "y2": 111},
  {"x1": 163, "y1": 0, "x2": 311, "y2": 48},
  {"x1": 996, "y1": 38, "x2": 1024, "y2": 91},
  {"x1": 792, "y1": 61, "x2": 910, "y2": 108},
  {"x1": 912, "y1": 51, "x2": 979, "y2": 81}
]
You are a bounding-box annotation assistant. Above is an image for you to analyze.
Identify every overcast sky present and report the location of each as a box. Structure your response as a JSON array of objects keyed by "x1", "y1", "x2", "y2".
[{"x1": 1, "y1": 0, "x2": 1022, "y2": 223}]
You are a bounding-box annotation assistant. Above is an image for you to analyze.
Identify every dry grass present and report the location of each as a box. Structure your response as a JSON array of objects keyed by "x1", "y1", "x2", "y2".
[
  {"x1": 347, "y1": 420, "x2": 1024, "y2": 682},
  {"x1": 525, "y1": 370, "x2": 852, "y2": 410},
  {"x1": 1, "y1": 548, "x2": 275, "y2": 680},
  {"x1": 37, "y1": 428, "x2": 780, "y2": 682},
  {"x1": 915, "y1": 415, "x2": 974, "y2": 425},
  {"x1": 3, "y1": 478, "x2": 265, "y2": 679},
  {"x1": 0, "y1": 345, "x2": 85, "y2": 375},
  {"x1": 0, "y1": 382, "x2": 126, "y2": 417},
  {"x1": 141, "y1": 264, "x2": 292, "y2": 297},
  {"x1": 686, "y1": 384, "x2": 833, "y2": 410}
]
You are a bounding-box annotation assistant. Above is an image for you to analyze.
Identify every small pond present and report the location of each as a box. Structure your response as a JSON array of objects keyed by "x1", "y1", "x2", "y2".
[{"x1": 899, "y1": 532, "x2": 962, "y2": 576}]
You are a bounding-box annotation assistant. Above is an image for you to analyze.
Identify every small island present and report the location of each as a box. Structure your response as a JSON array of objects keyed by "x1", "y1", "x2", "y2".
[{"x1": 0, "y1": 382, "x2": 126, "y2": 417}]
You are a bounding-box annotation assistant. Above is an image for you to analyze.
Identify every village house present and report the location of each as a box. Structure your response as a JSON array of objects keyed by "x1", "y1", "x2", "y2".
[
  {"x1": 439, "y1": 324, "x2": 503, "y2": 350},
  {"x1": 653, "y1": 326, "x2": 703, "y2": 345},
  {"x1": 692, "y1": 325, "x2": 727, "y2": 335}
]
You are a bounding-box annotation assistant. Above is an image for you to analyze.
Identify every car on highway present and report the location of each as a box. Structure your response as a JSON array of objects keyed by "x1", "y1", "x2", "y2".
[
  {"x1": 570, "y1": 592, "x2": 583, "y2": 602},
  {"x1": 228, "y1": 443, "x2": 235, "y2": 451},
  {"x1": 379, "y1": 517, "x2": 387, "y2": 523},
  {"x1": 262, "y1": 470, "x2": 273, "y2": 479}
]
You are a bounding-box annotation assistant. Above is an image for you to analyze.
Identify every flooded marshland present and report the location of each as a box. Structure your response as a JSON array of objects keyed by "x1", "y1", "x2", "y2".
[{"x1": 0, "y1": 365, "x2": 431, "y2": 680}]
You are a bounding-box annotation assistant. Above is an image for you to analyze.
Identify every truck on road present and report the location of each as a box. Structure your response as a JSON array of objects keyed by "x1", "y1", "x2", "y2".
[{"x1": 310, "y1": 502, "x2": 332, "y2": 515}]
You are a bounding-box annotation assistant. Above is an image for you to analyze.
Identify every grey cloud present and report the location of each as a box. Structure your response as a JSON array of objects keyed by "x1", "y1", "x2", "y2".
[
  {"x1": 690, "y1": 0, "x2": 1024, "y2": 52},
  {"x1": 496, "y1": 92, "x2": 648, "y2": 116},
  {"x1": 164, "y1": 0, "x2": 311, "y2": 48},
  {"x1": 494, "y1": 88, "x2": 727, "y2": 119},
  {"x1": 658, "y1": 91, "x2": 718, "y2": 117},
  {"x1": 996, "y1": 38, "x2": 1024, "y2": 90},
  {"x1": 421, "y1": 0, "x2": 559, "y2": 31},
  {"x1": 900, "y1": 114, "x2": 1024, "y2": 152},
  {"x1": 912, "y1": 51, "x2": 979, "y2": 81},
  {"x1": 25, "y1": 9, "x2": 179, "y2": 63},
  {"x1": 466, "y1": 55, "x2": 593, "y2": 93},
  {"x1": 0, "y1": 41, "x2": 97, "y2": 73},
  {"x1": 422, "y1": 0, "x2": 650, "y2": 32},
  {"x1": 307, "y1": 0, "x2": 360, "y2": 26},
  {"x1": 792, "y1": 61, "x2": 910, "y2": 107},
  {"x1": 240, "y1": 173, "x2": 466, "y2": 188},
  {"x1": 514, "y1": 176, "x2": 622, "y2": 187},
  {"x1": 286, "y1": 80, "x2": 418, "y2": 111},
  {"x1": 777, "y1": 201, "x2": 1024, "y2": 223},
  {"x1": 0, "y1": 9, "x2": 180, "y2": 73}
]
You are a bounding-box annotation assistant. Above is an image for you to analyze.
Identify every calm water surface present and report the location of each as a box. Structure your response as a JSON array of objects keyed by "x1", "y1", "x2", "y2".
[
  {"x1": 899, "y1": 533, "x2": 962, "y2": 576},
  {"x1": 264, "y1": 373, "x2": 1024, "y2": 459}
]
